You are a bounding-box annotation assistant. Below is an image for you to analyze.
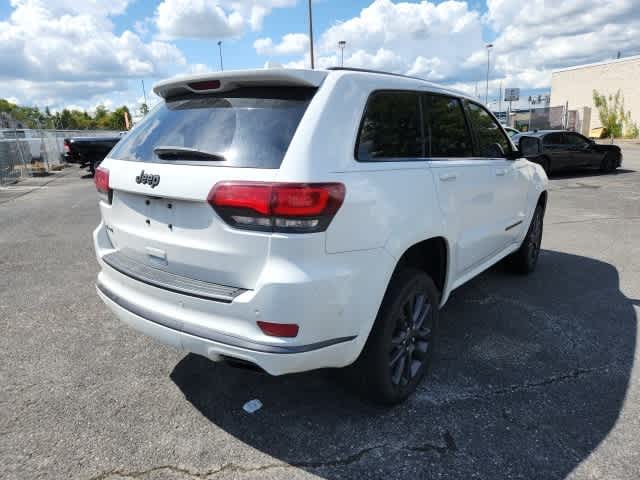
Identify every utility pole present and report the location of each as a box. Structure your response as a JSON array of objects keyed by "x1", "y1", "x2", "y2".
[
  {"x1": 218, "y1": 41, "x2": 224, "y2": 71},
  {"x1": 141, "y1": 80, "x2": 148, "y2": 106},
  {"x1": 498, "y1": 81, "x2": 502, "y2": 123},
  {"x1": 485, "y1": 43, "x2": 493, "y2": 105},
  {"x1": 338, "y1": 40, "x2": 346, "y2": 67},
  {"x1": 307, "y1": 0, "x2": 315, "y2": 69}
]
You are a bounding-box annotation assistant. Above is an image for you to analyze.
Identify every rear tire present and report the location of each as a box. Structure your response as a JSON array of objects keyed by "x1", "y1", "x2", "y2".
[
  {"x1": 539, "y1": 156, "x2": 551, "y2": 176},
  {"x1": 346, "y1": 268, "x2": 440, "y2": 405},
  {"x1": 600, "y1": 153, "x2": 616, "y2": 173},
  {"x1": 507, "y1": 204, "x2": 544, "y2": 274}
]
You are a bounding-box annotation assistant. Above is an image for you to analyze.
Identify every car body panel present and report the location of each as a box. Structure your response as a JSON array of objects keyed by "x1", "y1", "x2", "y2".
[{"x1": 94, "y1": 68, "x2": 548, "y2": 374}]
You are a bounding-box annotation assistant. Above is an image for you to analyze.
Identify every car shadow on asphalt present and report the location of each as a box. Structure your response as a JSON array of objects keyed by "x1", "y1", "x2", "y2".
[
  {"x1": 549, "y1": 168, "x2": 635, "y2": 180},
  {"x1": 171, "y1": 249, "x2": 636, "y2": 479}
]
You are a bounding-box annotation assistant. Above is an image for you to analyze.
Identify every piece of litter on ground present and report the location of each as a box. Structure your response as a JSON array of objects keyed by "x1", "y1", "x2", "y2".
[{"x1": 243, "y1": 399, "x2": 263, "y2": 414}]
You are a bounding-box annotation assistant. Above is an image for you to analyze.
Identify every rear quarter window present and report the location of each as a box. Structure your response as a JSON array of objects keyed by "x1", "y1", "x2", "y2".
[
  {"x1": 356, "y1": 91, "x2": 423, "y2": 161},
  {"x1": 109, "y1": 87, "x2": 315, "y2": 169}
]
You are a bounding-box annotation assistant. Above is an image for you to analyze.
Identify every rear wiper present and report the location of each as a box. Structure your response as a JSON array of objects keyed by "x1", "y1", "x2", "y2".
[{"x1": 153, "y1": 146, "x2": 226, "y2": 161}]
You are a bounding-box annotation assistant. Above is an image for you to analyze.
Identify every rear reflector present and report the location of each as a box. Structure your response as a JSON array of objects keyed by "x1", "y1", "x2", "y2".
[
  {"x1": 188, "y1": 80, "x2": 221, "y2": 91},
  {"x1": 257, "y1": 321, "x2": 299, "y2": 338},
  {"x1": 208, "y1": 182, "x2": 345, "y2": 233}
]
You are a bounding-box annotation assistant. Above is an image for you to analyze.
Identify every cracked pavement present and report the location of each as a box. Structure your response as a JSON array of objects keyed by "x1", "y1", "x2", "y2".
[{"x1": 2, "y1": 144, "x2": 640, "y2": 479}]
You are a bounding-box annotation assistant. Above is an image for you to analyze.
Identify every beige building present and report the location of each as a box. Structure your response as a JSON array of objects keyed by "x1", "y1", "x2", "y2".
[{"x1": 550, "y1": 55, "x2": 640, "y2": 136}]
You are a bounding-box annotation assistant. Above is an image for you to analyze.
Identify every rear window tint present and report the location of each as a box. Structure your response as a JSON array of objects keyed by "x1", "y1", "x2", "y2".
[
  {"x1": 109, "y1": 87, "x2": 315, "y2": 169},
  {"x1": 356, "y1": 91, "x2": 423, "y2": 161},
  {"x1": 543, "y1": 133, "x2": 564, "y2": 145}
]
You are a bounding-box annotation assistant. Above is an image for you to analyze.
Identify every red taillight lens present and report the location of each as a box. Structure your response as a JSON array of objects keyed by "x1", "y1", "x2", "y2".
[
  {"x1": 211, "y1": 183, "x2": 272, "y2": 215},
  {"x1": 94, "y1": 167, "x2": 112, "y2": 204},
  {"x1": 208, "y1": 182, "x2": 345, "y2": 233},
  {"x1": 257, "y1": 321, "x2": 299, "y2": 338}
]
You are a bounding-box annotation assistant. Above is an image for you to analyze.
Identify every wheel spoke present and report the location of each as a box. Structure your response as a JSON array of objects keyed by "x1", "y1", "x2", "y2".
[
  {"x1": 392, "y1": 354, "x2": 406, "y2": 385},
  {"x1": 403, "y1": 349, "x2": 413, "y2": 383},
  {"x1": 389, "y1": 346, "x2": 404, "y2": 366},
  {"x1": 415, "y1": 326, "x2": 432, "y2": 340},
  {"x1": 414, "y1": 303, "x2": 431, "y2": 330},
  {"x1": 391, "y1": 331, "x2": 406, "y2": 348},
  {"x1": 410, "y1": 358, "x2": 421, "y2": 378},
  {"x1": 412, "y1": 294, "x2": 425, "y2": 324},
  {"x1": 413, "y1": 339, "x2": 430, "y2": 358}
]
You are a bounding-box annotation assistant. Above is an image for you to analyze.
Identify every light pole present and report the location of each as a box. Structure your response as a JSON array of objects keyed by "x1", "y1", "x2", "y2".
[
  {"x1": 338, "y1": 40, "x2": 346, "y2": 67},
  {"x1": 217, "y1": 41, "x2": 224, "y2": 72},
  {"x1": 485, "y1": 43, "x2": 493, "y2": 105},
  {"x1": 307, "y1": 0, "x2": 315, "y2": 69}
]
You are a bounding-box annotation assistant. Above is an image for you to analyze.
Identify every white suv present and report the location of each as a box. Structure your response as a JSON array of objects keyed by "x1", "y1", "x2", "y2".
[{"x1": 93, "y1": 68, "x2": 547, "y2": 404}]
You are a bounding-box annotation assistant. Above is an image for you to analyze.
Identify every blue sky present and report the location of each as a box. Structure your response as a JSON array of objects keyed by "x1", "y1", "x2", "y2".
[{"x1": 1, "y1": 0, "x2": 638, "y2": 114}]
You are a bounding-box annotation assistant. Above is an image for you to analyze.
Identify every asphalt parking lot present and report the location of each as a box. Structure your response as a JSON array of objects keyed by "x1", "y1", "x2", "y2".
[{"x1": 2, "y1": 145, "x2": 640, "y2": 480}]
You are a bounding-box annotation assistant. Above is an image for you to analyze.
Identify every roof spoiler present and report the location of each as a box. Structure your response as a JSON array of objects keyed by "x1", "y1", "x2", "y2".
[{"x1": 153, "y1": 69, "x2": 328, "y2": 98}]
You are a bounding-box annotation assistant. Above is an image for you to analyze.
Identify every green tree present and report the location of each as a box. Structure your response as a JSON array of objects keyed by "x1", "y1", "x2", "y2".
[
  {"x1": 592, "y1": 89, "x2": 634, "y2": 138},
  {"x1": 139, "y1": 102, "x2": 149, "y2": 116},
  {"x1": 107, "y1": 106, "x2": 131, "y2": 130}
]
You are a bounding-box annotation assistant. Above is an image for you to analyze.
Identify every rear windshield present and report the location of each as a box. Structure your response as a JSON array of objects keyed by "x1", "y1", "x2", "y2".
[{"x1": 109, "y1": 87, "x2": 316, "y2": 169}]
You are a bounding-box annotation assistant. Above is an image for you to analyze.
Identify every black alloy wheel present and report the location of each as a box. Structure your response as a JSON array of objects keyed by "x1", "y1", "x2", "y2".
[
  {"x1": 346, "y1": 268, "x2": 440, "y2": 404},
  {"x1": 389, "y1": 289, "x2": 434, "y2": 386}
]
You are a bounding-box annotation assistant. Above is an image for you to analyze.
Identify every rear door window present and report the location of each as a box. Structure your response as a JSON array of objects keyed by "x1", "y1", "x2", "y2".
[
  {"x1": 465, "y1": 101, "x2": 511, "y2": 158},
  {"x1": 422, "y1": 94, "x2": 473, "y2": 158},
  {"x1": 543, "y1": 133, "x2": 564, "y2": 146},
  {"x1": 108, "y1": 87, "x2": 315, "y2": 169},
  {"x1": 564, "y1": 133, "x2": 589, "y2": 147},
  {"x1": 356, "y1": 91, "x2": 423, "y2": 161}
]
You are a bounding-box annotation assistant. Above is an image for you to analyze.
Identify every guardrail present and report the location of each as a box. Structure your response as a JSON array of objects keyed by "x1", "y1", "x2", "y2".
[{"x1": 0, "y1": 129, "x2": 119, "y2": 185}]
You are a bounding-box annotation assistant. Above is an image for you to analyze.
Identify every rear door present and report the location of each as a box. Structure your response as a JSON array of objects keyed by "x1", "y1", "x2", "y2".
[
  {"x1": 542, "y1": 132, "x2": 569, "y2": 169},
  {"x1": 424, "y1": 94, "x2": 502, "y2": 276},
  {"x1": 101, "y1": 87, "x2": 316, "y2": 290},
  {"x1": 465, "y1": 101, "x2": 530, "y2": 246}
]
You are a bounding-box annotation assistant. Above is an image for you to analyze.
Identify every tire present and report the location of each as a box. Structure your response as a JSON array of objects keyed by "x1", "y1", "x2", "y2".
[
  {"x1": 507, "y1": 204, "x2": 544, "y2": 274},
  {"x1": 346, "y1": 268, "x2": 440, "y2": 405},
  {"x1": 600, "y1": 153, "x2": 616, "y2": 173},
  {"x1": 539, "y1": 156, "x2": 551, "y2": 176}
]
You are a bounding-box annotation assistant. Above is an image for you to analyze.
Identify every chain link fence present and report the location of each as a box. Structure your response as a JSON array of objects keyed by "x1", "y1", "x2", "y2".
[
  {"x1": 512, "y1": 105, "x2": 568, "y2": 132},
  {"x1": 0, "y1": 129, "x2": 119, "y2": 185}
]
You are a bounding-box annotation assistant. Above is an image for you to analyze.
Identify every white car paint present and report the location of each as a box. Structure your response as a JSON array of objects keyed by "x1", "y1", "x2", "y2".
[{"x1": 93, "y1": 68, "x2": 547, "y2": 375}]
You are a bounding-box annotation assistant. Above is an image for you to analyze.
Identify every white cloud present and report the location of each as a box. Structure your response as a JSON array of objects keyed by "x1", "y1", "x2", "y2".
[
  {"x1": 254, "y1": 33, "x2": 309, "y2": 55},
  {"x1": 286, "y1": 0, "x2": 484, "y2": 82},
  {"x1": 279, "y1": 0, "x2": 640, "y2": 102},
  {"x1": 155, "y1": 0, "x2": 296, "y2": 40},
  {"x1": 0, "y1": 0, "x2": 186, "y2": 108},
  {"x1": 186, "y1": 63, "x2": 214, "y2": 75}
]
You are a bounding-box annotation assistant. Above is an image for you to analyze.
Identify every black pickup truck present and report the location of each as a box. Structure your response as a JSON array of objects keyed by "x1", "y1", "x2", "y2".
[{"x1": 63, "y1": 133, "x2": 125, "y2": 174}]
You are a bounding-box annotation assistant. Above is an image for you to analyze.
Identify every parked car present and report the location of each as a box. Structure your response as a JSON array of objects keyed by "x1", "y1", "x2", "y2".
[
  {"x1": 512, "y1": 130, "x2": 622, "y2": 175},
  {"x1": 64, "y1": 133, "x2": 124, "y2": 174},
  {"x1": 504, "y1": 126, "x2": 520, "y2": 138},
  {"x1": 93, "y1": 68, "x2": 548, "y2": 404}
]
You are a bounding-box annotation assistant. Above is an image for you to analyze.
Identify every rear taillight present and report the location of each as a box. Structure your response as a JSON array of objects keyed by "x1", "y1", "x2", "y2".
[
  {"x1": 63, "y1": 140, "x2": 70, "y2": 153},
  {"x1": 94, "y1": 166, "x2": 112, "y2": 204},
  {"x1": 208, "y1": 182, "x2": 345, "y2": 233}
]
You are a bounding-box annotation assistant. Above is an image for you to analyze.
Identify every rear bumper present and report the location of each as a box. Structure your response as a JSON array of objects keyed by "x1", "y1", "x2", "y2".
[
  {"x1": 93, "y1": 222, "x2": 396, "y2": 374},
  {"x1": 96, "y1": 281, "x2": 357, "y2": 375}
]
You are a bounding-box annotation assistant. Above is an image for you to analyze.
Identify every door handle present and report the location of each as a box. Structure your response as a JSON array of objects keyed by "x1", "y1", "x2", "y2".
[
  {"x1": 495, "y1": 168, "x2": 507, "y2": 176},
  {"x1": 439, "y1": 172, "x2": 457, "y2": 181}
]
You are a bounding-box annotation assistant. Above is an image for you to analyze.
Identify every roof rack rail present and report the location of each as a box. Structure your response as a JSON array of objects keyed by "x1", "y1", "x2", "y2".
[{"x1": 327, "y1": 67, "x2": 427, "y2": 83}]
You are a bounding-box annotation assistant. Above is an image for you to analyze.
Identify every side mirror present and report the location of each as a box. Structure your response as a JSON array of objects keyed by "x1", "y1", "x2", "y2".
[{"x1": 518, "y1": 136, "x2": 542, "y2": 158}]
